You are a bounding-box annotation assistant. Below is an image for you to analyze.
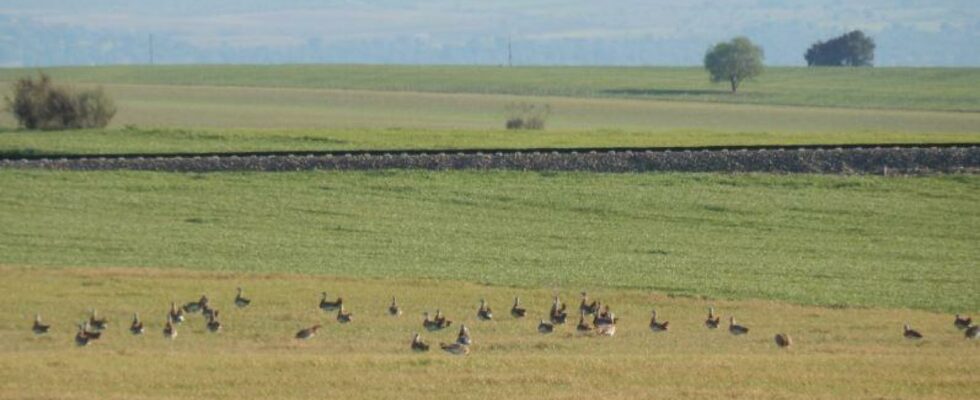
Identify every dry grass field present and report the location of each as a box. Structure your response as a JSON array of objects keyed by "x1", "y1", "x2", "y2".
[{"x1": 2, "y1": 266, "x2": 977, "y2": 400}]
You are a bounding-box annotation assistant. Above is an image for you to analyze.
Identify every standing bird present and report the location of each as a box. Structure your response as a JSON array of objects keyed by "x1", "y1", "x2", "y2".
[
  {"x1": 411, "y1": 333, "x2": 430, "y2": 352},
  {"x1": 163, "y1": 316, "x2": 177, "y2": 340},
  {"x1": 477, "y1": 299, "x2": 493, "y2": 321},
  {"x1": 538, "y1": 319, "x2": 555, "y2": 334},
  {"x1": 903, "y1": 323, "x2": 923, "y2": 340},
  {"x1": 388, "y1": 297, "x2": 402, "y2": 316},
  {"x1": 965, "y1": 325, "x2": 979, "y2": 339},
  {"x1": 440, "y1": 342, "x2": 469, "y2": 356},
  {"x1": 433, "y1": 309, "x2": 452, "y2": 329},
  {"x1": 295, "y1": 325, "x2": 321, "y2": 340},
  {"x1": 130, "y1": 313, "x2": 145, "y2": 335},
  {"x1": 206, "y1": 310, "x2": 222, "y2": 333},
  {"x1": 729, "y1": 317, "x2": 749, "y2": 336},
  {"x1": 202, "y1": 304, "x2": 216, "y2": 320},
  {"x1": 550, "y1": 296, "x2": 568, "y2": 324},
  {"x1": 954, "y1": 314, "x2": 973, "y2": 330},
  {"x1": 88, "y1": 309, "x2": 108, "y2": 331},
  {"x1": 337, "y1": 305, "x2": 353, "y2": 323},
  {"x1": 649, "y1": 309, "x2": 669, "y2": 332},
  {"x1": 774, "y1": 333, "x2": 792, "y2": 348},
  {"x1": 456, "y1": 324, "x2": 472, "y2": 345},
  {"x1": 234, "y1": 287, "x2": 251, "y2": 308},
  {"x1": 75, "y1": 324, "x2": 91, "y2": 347},
  {"x1": 579, "y1": 292, "x2": 599, "y2": 315},
  {"x1": 705, "y1": 307, "x2": 721, "y2": 329},
  {"x1": 596, "y1": 313, "x2": 617, "y2": 337},
  {"x1": 32, "y1": 314, "x2": 50, "y2": 335},
  {"x1": 81, "y1": 322, "x2": 102, "y2": 340},
  {"x1": 183, "y1": 295, "x2": 209, "y2": 313},
  {"x1": 576, "y1": 312, "x2": 592, "y2": 334},
  {"x1": 169, "y1": 302, "x2": 185, "y2": 324},
  {"x1": 510, "y1": 297, "x2": 527, "y2": 318},
  {"x1": 319, "y1": 292, "x2": 343, "y2": 312}
]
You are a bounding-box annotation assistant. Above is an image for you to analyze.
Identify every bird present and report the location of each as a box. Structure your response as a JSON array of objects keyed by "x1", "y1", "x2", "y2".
[
  {"x1": 550, "y1": 296, "x2": 568, "y2": 324},
  {"x1": 411, "y1": 333, "x2": 430, "y2": 352},
  {"x1": 579, "y1": 292, "x2": 599, "y2": 315},
  {"x1": 774, "y1": 333, "x2": 792, "y2": 348},
  {"x1": 206, "y1": 310, "x2": 222, "y2": 333},
  {"x1": 705, "y1": 307, "x2": 721, "y2": 329},
  {"x1": 954, "y1": 314, "x2": 972, "y2": 330},
  {"x1": 202, "y1": 304, "x2": 216, "y2": 320},
  {"x1": 433, "y1": 309, "x2": 452, "y2": 329},
  {"x1": 235, "y1": 287, "x2": 251, "y2": 308},
  {"x1": 729, "y1": 317, "x2": 749, "y2": 336},
  {"x1": 32, "y1": 314, "x2": 50, "y2": 335},
  {"x1": 75, "y1": 324, "x2": 91, "y2": 347},
  {"x1": 538, "y1": 319, "x2": 554, "y2": 334},
  {"x1": 169, "y1": 302, "x2": 185, "y2": 324},
  {"x1": 422, "y1": 312, "x2": 441, "y2": 331},
  {"x1": 295, "y1": 324, "x2": 321, "y2": 340},
  {"x1": 81, "y1": 321, "x2": 102, "y2": 340},
  {"x1": 163, "y1": 316, "x2": 177, "y2": 340},
  {"x1": 903, "y1": 323, "x2": 923, "y2": 340},
  {"x1": 130, "y1": 312, "x2": 144, "y2": 335},
  {"x1": 439, "y1": 342, "x2": 469, "y2": 356},
  {"x1": 337, "y1": 305, "x2": 353, "y2": 323},
  {"x1": 88, "y1": 309, "x2": 108, "y2": 331},
  {"x1": 576, "y1": 312, "x2": 592, "y2": 334},
  {"x1": 456, "y1": 324, "x2": 472, "y2": 345},
  {"x1": 183, "y1": 295, "x2": 209, "y2": 313},
  {"x1": 649, "y1": 309, "x2": 669, "y2": 332},
  {"x1": 388, "y1": 297, "x2": 402, "y2": 316},
  {"x1": 319, "y1": 292, "x2": 343, "y2": 312},
  {"x1": 477, "y1": 299, "x2": 493, "y2": 321},
  {"x1": 965, "y1": 325, "x2": 979, "y2": 339},
  {"x1": 594, "y1": 305, "x2": 616, "y2": 326},
  {"x1": 596, "y1": 312, "x2": 617, "y2": 336},
  {"x1": 510, "y1": 297, "x2": 527, "y2": 318}
]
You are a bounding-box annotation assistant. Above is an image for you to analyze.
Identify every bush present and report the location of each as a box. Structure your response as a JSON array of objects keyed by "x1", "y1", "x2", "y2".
[
  {"x1": 505, "y1": 102, "x2": 550, "y2": 130},
  {"x1": 4, "y1": 72, "x2": 116, "y2": 130}
]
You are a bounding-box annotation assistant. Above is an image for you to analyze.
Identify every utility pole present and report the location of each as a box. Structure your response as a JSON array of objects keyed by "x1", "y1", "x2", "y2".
[
  {"x1": 507, "y1": 35, "x2": 513, "y2": 67},
  {"x1": 149, "y1": 34, "x2": 154, "y2": 65}
]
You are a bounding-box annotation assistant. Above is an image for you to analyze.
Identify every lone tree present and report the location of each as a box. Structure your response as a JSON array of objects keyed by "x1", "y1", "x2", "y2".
[
  {"x1": 804, "y1": 30, "x2": 875, "y2": 67},
  {"x1": 703, "y1": 36, "x2": 764, "y2": 94}
]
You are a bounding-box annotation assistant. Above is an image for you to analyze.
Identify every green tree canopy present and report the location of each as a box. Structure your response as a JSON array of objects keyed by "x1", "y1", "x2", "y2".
[
  {"x1": 805, "y1": 30, "x2": 875, "y2": 67},
  {"x1": 703, "y1": 36, "x2": 765, "y2": 93}
]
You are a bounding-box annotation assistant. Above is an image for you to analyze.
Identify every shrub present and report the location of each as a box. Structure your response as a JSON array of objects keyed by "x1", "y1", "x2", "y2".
[
  {"x1": 3, "y1": 72, "x2": 116, "y2": 130},
  {"x1": 504, "y1": 102, "x2": 550, "y2": 130}
]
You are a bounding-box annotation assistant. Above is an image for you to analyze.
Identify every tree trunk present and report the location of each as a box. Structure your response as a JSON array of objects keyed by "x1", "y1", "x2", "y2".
[{"x1": 730, "y1": 76, "x2": 738, "y2": 93}]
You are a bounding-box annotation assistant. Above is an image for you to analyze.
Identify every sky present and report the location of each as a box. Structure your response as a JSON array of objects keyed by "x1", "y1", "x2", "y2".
[{"x1": 1, "y1": 0, "x2": 978, "y2": 67}]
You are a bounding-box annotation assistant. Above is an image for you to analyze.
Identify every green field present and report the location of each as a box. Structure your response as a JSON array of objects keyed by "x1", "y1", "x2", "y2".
[
  {"x1": 1, "y1": 65, "x2": 978, "y2": 111},
  {"x1": 1, "y1": 170, "x2": 976, "y2": 312}
]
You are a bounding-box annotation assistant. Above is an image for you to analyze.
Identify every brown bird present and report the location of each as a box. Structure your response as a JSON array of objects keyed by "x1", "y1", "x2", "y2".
[
  {"x1": 234, "y1": 287, "x2": 251, "y2": 308},
  {"x1": 705, "y1": 307, "x2": 721, "y2": 329},
  {"x1": 954, "y1": 314, "x2": 973, "y2": 330},
  {"x1": 319, "y1": 292, "x2": 343, "y2": 312},
  {"x1": 433, "y1": 309, "x2": 452, "y2": 329},
  {"x1": 74, "y1": 324, "x2": 91, "y2": 347},
  {"x1": 729, "y1": 317, "x2": 749, "y2": 336},
  {"x1": 594, "y1": 305, "x2": 616, "y2": 326},
  {"x1": 202, "y1": 304, "x2": 216, "y2": 320},
  {"x1": 576, "y1": 312, "x2": 592, "y2": 334},
  {"x1": 440, "y1": 342, "x2": 469, "y2": 356},
  {"x1": 169, "y1": 302, "x2": 185, "y2": 324},
  {"x1": 649, "y1": 309, "x2": 669, "y2": 332},
  {"x1": 596, "y1": 312, "x2": 617, "y2": 337},
  {"x1": 206, "y1": 310, "x2": 222, "y2": 333},
  {"x1": 538, "y1": 319, "x2": 555, "y2": 334},
  {"x1": 579, "y1": 292, "x2": 599, "y2": 315},
  {"x1": 477, "y1": 299, "x2": 493, "y2": 321},
  {"x1": 965, "y1": 325, "x2": 979, "y2": 339},
  {"x1": 183, "y1": 295, "x2": 209, "y2": 313},
  {"x1": 422, "y1": 312, "x2": 441, "y2": 331},
  {"x1": 81, "y1": 321, "x2": 102, "y2": 340},
  {"x1": 32, "y1": 314, "x2": 50, "y2": 335},
  {"x1": 336, "y1": 305, "x2": 353, "y2": 323},
  {"x1": 510, "y1": 297, "x2": 527, "y2": 318},
  {"x1": 295, "y1": 324, "x2": 321, "y2": 340},
  {"x1": 130, "y1": 312, "x2": 144, "y2": 335},
  {"x1": 88, "y1": 309, "x2": 108, "y2": 331},
  {"x1": 411, "y1": 333, "x2": 429, "y2": 352},
  {"x1": 388, "y1": 297, "x2": 402, "y2": 316},
  {"x1": 550, "y1": 296, "x2": 568, "y2": 324},
  {"x1": 774, "y1": 333, "x2": 792, "y2": 348},
  {"x1": 163, "y1": 316, "x2": 177, "y2": 340},
  {"x1": 456, "y1": 324, "x2": 472, "y2": 345},
  {"x1": 903, "y1": 323, "x2": 923, "y2": 340}
]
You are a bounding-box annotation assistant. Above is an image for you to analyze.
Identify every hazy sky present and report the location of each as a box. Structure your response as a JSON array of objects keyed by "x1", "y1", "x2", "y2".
[{"x1": 1, "y1": 0, "x2": 978, "y2": 66}]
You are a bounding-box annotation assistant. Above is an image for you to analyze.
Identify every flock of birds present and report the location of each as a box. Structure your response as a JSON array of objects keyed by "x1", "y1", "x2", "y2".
[{"x1": 30, "y1": 289, "x2": 979, "y2": 355}]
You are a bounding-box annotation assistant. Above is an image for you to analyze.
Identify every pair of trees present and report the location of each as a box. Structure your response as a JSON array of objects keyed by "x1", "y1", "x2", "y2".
[
  {"x1": 703, "y1": 30, "x2": 875, "y2": 93},
  {"x1": 4, "y1": 72, "x2": 116, "y2": 130}
]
